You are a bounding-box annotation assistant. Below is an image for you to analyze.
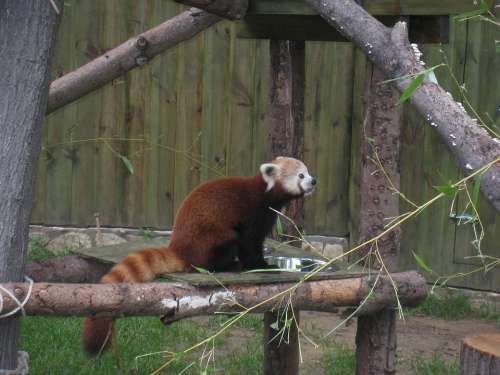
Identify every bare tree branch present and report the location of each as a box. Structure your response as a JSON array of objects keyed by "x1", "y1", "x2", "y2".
[
  {"x1": 174, "y1": 0, "x2": 248, "y2": 20},
  {"x1": 0, "y1": 271, "x2": 426, "y2": 319},
  {"x1": 305, "y1": 0, "x2": 500, "y2": 211},
  {"x1": 25, "y1": 255, "x2": 111, "y2": 283},
  {"x1": 47, "y1": 8, "x2": 221, "y2": 114}
]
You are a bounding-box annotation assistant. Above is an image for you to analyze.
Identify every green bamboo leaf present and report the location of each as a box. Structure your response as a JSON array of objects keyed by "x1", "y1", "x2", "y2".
[
  {"x1": 472, "y1": 175, "x2": 481, "y2": 208},
  {"x1": 119, "y1": 155, "x2": 134, "y2": 174},
  {"x1": 412, "y1": 251, "x2": 433, "y2": 273},
  {"x1": 276, "y1": 216, "x2": 284, "y2": 236},
  {"x1": 192, "y1": 265, "x2": 210, "y2": 274},
  {"x1": 400, "y1": 73, "x2": 425, "y2": 103},
  {"x1": 433, "y1": 184, "x2": 458, "y2": 196}
]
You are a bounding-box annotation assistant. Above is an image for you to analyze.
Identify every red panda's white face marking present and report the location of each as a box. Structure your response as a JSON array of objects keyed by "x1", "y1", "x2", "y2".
[{"x1": 260, "y1": 157, "x2": 316, "y2": 196}]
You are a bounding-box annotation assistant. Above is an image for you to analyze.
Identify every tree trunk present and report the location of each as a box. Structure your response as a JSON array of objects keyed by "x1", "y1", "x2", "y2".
[
  {"x1": 460, "y1": 334, "x2": 500, "y2": 375},
  {"x1": 264, "y1": 39, "x2": 306, "y2": 375},
  {"x1": 305, "y1": 0, "x2": 500, "y2": 211},
  {"x1": 0, "y1": 0, "x2": 61, "y2": 370},
  {"x1": 354, "y1": 64, "x2": 402, "y2": 375},
  {"x1": 263, "y1": 310, "x2": 300, "y2": 375}
]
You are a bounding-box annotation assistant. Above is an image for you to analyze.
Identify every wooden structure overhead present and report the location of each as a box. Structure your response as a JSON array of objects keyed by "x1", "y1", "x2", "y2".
[
  {"x1": 247, "y1": 0, "x2": 493, "y2": 15},
  {"x1": 238, "y1": 0, "x2": 493, "y2": 41}
]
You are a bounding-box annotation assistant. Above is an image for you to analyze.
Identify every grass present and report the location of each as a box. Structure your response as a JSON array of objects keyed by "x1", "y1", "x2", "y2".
[
  {"x1": 21, "y1": 317, "x2": 210, "y2": 374},
  {"x1": 21, "y1": 314, "x2": 265, "y2": 374},
  {"x1": 410, "y1": 354, "x2": 459, "y2": 375},
  {"x1": 27, "y1": 235, "x2": 61, "y2": 262},
  {"x1": 410, "y1": 293, "x2": 473, "y2": 319},
  {"x1": 320, "y1": 343, "x2": 356, "y2": 375},
  {"x1": 409, "y1": 293, "x2": 500, "y2": 323},
  {"x1": 208, "y1": 314, "x2": 263, "y2": 331}
]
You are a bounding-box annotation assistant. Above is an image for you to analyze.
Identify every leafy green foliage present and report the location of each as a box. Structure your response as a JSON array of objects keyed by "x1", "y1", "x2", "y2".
[
  {"x1": 138, "y1": 227, "x2": 153, "y2": 240},
  {"x1": 27, "y1": 236, "x2": 55, "y2": 262},
  {"x1": 433, "y1": 183, "x2": 458, "y2": 196}
]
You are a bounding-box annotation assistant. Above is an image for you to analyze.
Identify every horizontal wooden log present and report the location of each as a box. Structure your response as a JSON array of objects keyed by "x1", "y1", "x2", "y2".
[
  {"x1": 25, "y1": 255, "x2": 111, "y2": 283},
  {"x1": 0, "y1": 271, "x2": 426, "y2": 320},
  {"x1": 175, "y1": 0, "x2": 248, "y2": 19},
  {"x1": 305, "y1": 0, "x2": 500, "y2": 211},
  {"x1": 47, "y1": 8, "x2": 221, "y2": 114}
]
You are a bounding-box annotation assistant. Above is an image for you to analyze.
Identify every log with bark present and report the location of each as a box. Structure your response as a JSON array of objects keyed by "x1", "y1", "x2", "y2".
[
  {"x1": 460, "y1": 334, "x2": 500, "y2": 375},
  {"x1": 47, "y1": 8, "x2": 221, "y2": 114},
  {"x1": 0, "y1": 271, "x2": 426, "y2": 319},
  {"x1": 25, "y1": 255, "x2": 111, "y2": 283},
  {"x1": 305, "y1": 0, "x2": 500, "y2": 211}
]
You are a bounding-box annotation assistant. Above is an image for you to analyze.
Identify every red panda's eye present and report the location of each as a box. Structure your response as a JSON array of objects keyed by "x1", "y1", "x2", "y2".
[{"x1": 298, "y1": 173, "x2": 304, "y2": 179}]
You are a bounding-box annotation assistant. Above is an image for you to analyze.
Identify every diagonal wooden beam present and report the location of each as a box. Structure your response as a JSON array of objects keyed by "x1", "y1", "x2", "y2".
[
  {"x1": 305, "y1": 0, "x2": 500, "y2": 211},
  {"x1": 47, "y1": 8, "x2": 221, "y2": 114}
]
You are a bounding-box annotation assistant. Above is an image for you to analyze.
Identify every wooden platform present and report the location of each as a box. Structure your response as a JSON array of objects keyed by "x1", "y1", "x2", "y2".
[{"x1": 73, "y1": 237, "x2": 366, "y2": 286}]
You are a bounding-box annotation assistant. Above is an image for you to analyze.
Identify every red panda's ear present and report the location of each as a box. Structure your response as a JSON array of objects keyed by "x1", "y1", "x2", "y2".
[{"x1": 260, "y1": 163, "x2": 280, "y2": 191}]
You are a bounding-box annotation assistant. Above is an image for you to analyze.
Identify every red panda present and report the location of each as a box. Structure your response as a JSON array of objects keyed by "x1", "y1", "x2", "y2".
[{"x1": 82, "y1": 156, "x2": 316, "y2": 355}]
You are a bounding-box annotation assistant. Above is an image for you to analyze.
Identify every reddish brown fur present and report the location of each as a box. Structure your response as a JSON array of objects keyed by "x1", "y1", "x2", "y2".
[{"x1": 82, "y1": 167, "x2": 307, "y2": 355}]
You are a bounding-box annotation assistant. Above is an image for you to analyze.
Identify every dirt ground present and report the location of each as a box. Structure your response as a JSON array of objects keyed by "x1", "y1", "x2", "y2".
[{"x1": 218, "y1": 311, "x2": 500, "y2": 374}]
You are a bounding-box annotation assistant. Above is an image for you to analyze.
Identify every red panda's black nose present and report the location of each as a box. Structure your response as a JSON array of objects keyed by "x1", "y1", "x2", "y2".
[{"x1": 311, "y1": 178, "x2": 316, "y2": 186}]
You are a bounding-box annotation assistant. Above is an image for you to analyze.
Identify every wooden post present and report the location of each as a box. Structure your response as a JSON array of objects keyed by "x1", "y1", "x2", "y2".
[
  {"x1": 263, "y1": 39, "x2": 305, "y2": 375},
  {"x1": 0, "y1": 0, "x2": 61, "y2": 371},
  {"x1": 354, "y1": 64, "x2": 402, "y2": 374}
]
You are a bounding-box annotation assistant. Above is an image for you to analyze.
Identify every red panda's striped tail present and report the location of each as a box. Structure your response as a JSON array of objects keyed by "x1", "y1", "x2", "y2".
[{"x1": 82, "y1": 247, "x2": 189, "y2": 356}]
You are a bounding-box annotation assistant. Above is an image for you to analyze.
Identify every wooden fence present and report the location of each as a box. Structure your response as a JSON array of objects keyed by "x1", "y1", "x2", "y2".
[{"x1": 31, "y1": 1, "x2": 499, "y2": 291}]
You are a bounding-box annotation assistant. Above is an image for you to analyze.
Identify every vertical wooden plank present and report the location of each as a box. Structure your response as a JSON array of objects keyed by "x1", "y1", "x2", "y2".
[
  {"x1": 451, "y1": 17, "x2": 500, "y2": 290},
  {"x1": 348, "y1": 48, "x2": 368, "y2": 247},
  {"x1": 145, "y1": 0, "x2": 179, "y2": 228},
  {"x1": 70, "y1": 0, "x2": 102, "y2": 225},
  {"x1": 173, "y1": 6, "x2": 204, "y2": 213},
  {"x1": 97, "y1": 0, "x2": 128, "y2": 227},
  {"x1": 227, "y1": 35, "x2": 258, "y2": 176},
  {"x1": 304, "y1": 41, "x2": 353, "y2": 236},
  {"x1": 123, "y1": 1, "x2": 152, "y2": 226},
  {"x1": 200, "y1": 21, "x2": 232, "y2": 182},
  {"x1": 44, "y1": 2, "x2": 77, "y2": 224},
  {"x1": 251, "y1": 39, "x2": 271, "y2": 169}
]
